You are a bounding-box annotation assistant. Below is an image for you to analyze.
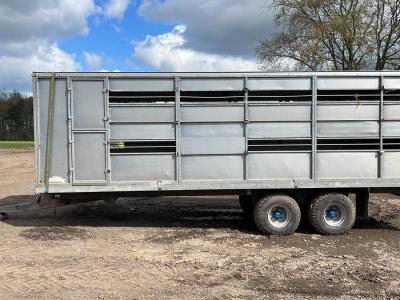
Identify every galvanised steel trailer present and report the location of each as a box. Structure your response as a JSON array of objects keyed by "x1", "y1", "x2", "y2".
[{"x1": 2, "y1": 71, "x2": 400, "y2": 235}]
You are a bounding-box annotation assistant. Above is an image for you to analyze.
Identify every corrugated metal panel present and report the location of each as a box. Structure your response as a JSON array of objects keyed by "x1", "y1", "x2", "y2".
[
  {"x1": 180, "y1": 78, "x2": 244, "y2": 91},
  {"x1": 181, "y1": 105, "x2": 243, "y2": 122},
  {"x1": 318, "y1": 105, "x2": 379, "y2": 121},
  {"x1": 74, "y1": 132, "x2": 106, "y2": 182},
  {"x1": 111, "y1": 155, "x2": 175, "y2": 181},
  {"x1": 249, "y1": 105, "x2": 311, "y2": 121},
  {"x1": 318, "y1": 77, "x2": 380, "y2": 90},
  {"x1": 72, "y1": 80, "x2": 105, "y2": 129},
  {"x1": 384, "y1": 104, "x2": 400, "y2": 120},
  {"x1": 248, "y1": 153, "x2": 310, "y2": 179},
  {"x1": 109, "y1": 78, "x2": 174, "y2": 91},
  {"x1": 248, "y1": 123, "x2": 311, "y2": 138},
  {"x1": 110, "y1": 106, "x2": 175, "y2": 122},
  {"x1": 181, "y1": 137, "x2": 245, "y2": 155},
  {"x1": 382, "y1": 152, "x2": 400, "y2": 178},
  {"x1": 182, "y1": 155, "x2": 244, "y2": 180},
  {"x1": 38, "y1": 79, "x2": 69, "y2": 183},
  {"x1": 383, "y1": 77, "x2": 400, "y2": 90},
  {"x1": 182, "y1": 123, "x2": 244, "y2": 137},
  {"x1": 110, "y1": 124, "x2": 175, "y2": 140},
  {"x1": 247, "y1": 78, "x2": 312, "y2": 90},
  {"x1": 318, "y1": 122, "x2": 379, "y2": 137},
  {"x1": 317, "y1": 152, "x2": 377, "y2": 179},
  {"x1": 383, "y1": 122, "x2": 400, "y2": 137}
]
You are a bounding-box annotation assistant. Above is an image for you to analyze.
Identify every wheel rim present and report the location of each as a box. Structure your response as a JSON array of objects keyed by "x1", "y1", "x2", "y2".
[
  {"x1": 267, "y1": 205, "x2": 291, "y2": 228},
  {"x1": 323, "y1": 204, "x2": 346, "y2": 227}
]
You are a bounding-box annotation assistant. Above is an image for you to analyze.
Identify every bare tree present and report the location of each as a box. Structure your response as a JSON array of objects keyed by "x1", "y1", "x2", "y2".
[{"x1": 257, "y1": 0, "x2": 400, "y2": 71}]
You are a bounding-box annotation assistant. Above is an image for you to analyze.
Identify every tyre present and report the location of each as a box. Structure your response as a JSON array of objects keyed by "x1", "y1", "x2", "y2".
[
  {"x1": 239, "y1": 195, "x2": 253, "y2": 217},
  {"x1": 253, "y1": 194, "x2": 301, "y2": 235},
  {"x1": 308, "y1": 193, "x2": 355, "y2": 235},
  {"x1": 0, "y1": 213, "x2": 8, "y2": 221}
]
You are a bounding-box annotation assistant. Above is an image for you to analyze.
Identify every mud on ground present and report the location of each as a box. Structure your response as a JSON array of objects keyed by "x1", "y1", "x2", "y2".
[{"x1": 0, "y1": 149, "x2": 399, "y2": 299}]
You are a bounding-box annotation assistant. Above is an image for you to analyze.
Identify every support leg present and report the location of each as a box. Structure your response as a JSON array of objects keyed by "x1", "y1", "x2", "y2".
[{"x1": 356, "y1": 189, "x2": 370, "y2": 225}]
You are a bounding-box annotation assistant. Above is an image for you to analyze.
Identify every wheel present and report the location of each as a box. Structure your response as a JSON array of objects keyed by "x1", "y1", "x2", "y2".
[
  {"x1": 0, "y1": 213, "x2": 8, "y2": 221},
  {"x1": 253, "y1": 194, "x2": 301, "y2": 236},
  {"x1": 239, "y1": 195, "x2": 253, "y2": 216},
  {"x1": 308, "y1": 193, "x2": 355, "y2": 235}
]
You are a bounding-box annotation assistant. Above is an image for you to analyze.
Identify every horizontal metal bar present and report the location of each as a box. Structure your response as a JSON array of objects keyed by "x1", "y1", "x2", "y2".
[
  {"x1": 32, "y1": 71, "x2": 400, "y2": 79},
  {"x1": 110, "y1": 121, "x2": 175, "y2": 124},
  {"x1": 317, "y1": 119, "x2": 379, "y2": 122},
  {"x1": 34, "y1": 177, "x2": 400, "y2": 194},
  {"x1": 72, "y1": 129, "x2": 107, "y2": 133},
  {"x1": 182, "y1": 95, "x2": 244, "y2": 99},
  {"x1": 247, "y1": 120, "x2": 312, "y2": 123},
  {"x1": 110, "y1": 152, "x2": 175, "y2": 156},
  {"x1": 110, "y1": 103, "x2": 175, "y2": 107},
  {"x1": 248, "y1": 151, "x2": 312, "y2": 154}
]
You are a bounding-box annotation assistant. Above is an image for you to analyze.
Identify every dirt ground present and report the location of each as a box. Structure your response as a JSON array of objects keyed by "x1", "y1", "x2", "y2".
[{"x1": 0, "y1": 149, "x2": 399, "y2": 300}]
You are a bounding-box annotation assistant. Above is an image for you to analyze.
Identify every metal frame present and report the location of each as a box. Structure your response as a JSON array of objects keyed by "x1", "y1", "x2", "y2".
[
  {"x1": 70, "y1": 77, "x2": 108, "y2": 186},
  {"x1": 32, "y1": 71, "x2": 400, "y2": 194}
]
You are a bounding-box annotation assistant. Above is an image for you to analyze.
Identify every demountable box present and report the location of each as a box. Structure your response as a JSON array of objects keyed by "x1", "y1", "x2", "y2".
[{"x1": 3, "y1": 71, "x2": 400, "y2": 235}]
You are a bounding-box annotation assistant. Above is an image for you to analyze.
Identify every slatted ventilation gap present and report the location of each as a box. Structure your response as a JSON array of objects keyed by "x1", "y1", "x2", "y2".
[
  {"x1": 317, "y1": 90, "x2": 381, "y2": 102},
  {"x1": 109, "y1": 91, "x2": 175, "y2": 103},
  {"x1": 110, "y1": 141, "x2": 176, "y2": 154},
  {"x1": 318, "y1": 138, "x2": 400, "y2": 151},
  {"x1": 248, "y1": 139, "x2": 312, "y2": 152},
  {"x1": 384, "y1": 90, "x2": 400, "y2": 101},
  {"x1": 248, "y1": 138, "x2": 400, "y2": 152},
  {"x1": 248, "y1": 90, "x2": 312, "y2": 102},
  {"x1": 180, "y1": 91, "x2": 244, "y2": 102}
]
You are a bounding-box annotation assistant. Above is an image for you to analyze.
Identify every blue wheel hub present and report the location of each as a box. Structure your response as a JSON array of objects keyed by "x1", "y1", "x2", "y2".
[
  {"x1": 273, "y1": 210, "x2": 284, "y2": 220},
  {"x1": 327, "y1": 209, "x2": 337, "y2": 218}
]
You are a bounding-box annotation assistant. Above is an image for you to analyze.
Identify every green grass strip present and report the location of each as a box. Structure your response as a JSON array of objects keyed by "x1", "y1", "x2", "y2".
[{"x1": 0, "y1": 141, "x2": 34, "y2": 148}]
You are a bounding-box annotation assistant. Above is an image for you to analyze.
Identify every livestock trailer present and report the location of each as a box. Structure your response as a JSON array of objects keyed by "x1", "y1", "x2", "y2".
[{"x1": 2, "y1": 71, "x2": 400, "y2": 235}]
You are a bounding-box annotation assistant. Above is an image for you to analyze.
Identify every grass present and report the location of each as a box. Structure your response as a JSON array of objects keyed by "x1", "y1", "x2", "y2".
[{"x1": 0, "y1": 141, "x2": 34, "y2": 148}]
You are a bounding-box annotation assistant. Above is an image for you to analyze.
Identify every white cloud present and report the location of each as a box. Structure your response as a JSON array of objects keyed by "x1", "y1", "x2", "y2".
[
  {"x1": 0, "y1": 0, "x2": 96, "y2": 91},
  {"x1": 0, "y1": 0, "x2": 96, "y2": 41},
  {"x1": 103, "y1": 0, "x2": 131, "y2": 21},
  {"x1": 133, "y1": 25, "x2": 257, "y2": 72},
  {"x1": 137, "y1": 0, "x2": 274, "y2": 58},
  {"x1": 83, "y1": 51, "x2": 104, "y2": 70},
  {"x1": 0, "y1": 40, "x2": 80, "y2": 91}
]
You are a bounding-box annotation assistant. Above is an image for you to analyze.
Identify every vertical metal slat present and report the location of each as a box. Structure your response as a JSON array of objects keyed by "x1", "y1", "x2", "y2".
[
  {"x1": 175, "y1": 77, "x2": 181, "y2": 182},
  {"x1": 44, "y1": 73, "x2": 56, "y2": 193},
  {"x1": 67, "y1": 77, "x2": 73, "y2": 183},
  {"x1": 33, "y1": 76, "x2": 40, "y2": 186},
  {"x1": 244, "y1": 77, "x2": 249, "y2": 181},
  {"x1": 311, "y1": 76, "x2": 318, "y2": 180},
  {"x1": 105, "y1": 77, "x2": 111, "y2": 183},
  {"x1": 378, "y1": 76, "x2": 384, "y2": 178}
]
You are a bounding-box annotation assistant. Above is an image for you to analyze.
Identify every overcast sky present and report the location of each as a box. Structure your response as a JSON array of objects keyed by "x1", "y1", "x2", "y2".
[{"x1": 0, "y1": 0, "x2": 274, "y2": 92}]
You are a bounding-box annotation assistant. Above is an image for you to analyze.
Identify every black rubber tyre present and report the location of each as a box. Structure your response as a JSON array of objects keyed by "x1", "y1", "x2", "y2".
[
  {"x1": 253, "y1": 194, "x2": 301, "y2": 236},
  {"x1": 0, "y1": 213, "x2": 8, "y2": 221},
  {"x1": 239, "y1": 195, "x2": 253, "y2": 217},
  {"x1": 308, "y1": 193, "x2": 355, "y2": 235}
]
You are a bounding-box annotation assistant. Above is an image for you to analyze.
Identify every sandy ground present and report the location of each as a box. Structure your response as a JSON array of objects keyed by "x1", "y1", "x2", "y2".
[{"x1": 0, "y1": 149, "x2": 399, "y2": 299}]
